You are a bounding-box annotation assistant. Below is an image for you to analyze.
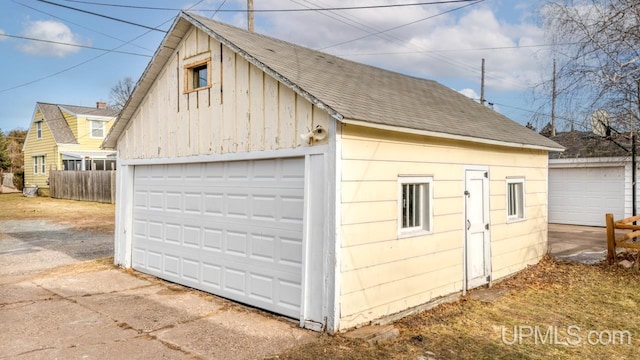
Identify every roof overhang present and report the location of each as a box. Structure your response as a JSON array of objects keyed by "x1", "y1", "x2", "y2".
[
  {"x1": 341, "y1": 118, "x2": 565, "y2": 152},
  {"x1": 549, "y1": 156, "x2": 631, "y2": 168},
  {"x1": 102, "y1": 12, "x2": 342, "y2": 149},
  {"x1": 60, "y1": 150, "x2": 116, "y2": 159}
]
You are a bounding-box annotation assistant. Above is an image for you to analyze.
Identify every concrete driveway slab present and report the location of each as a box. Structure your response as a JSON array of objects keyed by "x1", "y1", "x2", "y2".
[
  {"x1": 154, "y1": 309, "x2": 316, "y2": 360},
  {"x1": 76, "y1": 284, "x2": 224, "y2": 332},
  {"x1": 0, "y1": 298, "x2": 138, "y2": 357},
  {"x1": 33, "y1": 269, "x2": 152, "y2": 297},
  {"x1": 548, "y1": 224, "x2": 607, "y2": 264},
  {"x1": 0, "y1": 280, "x2": 57, "y2": 305},
  {"x1": 9, "y1": 337, "x2": 192, "y2": 360}
]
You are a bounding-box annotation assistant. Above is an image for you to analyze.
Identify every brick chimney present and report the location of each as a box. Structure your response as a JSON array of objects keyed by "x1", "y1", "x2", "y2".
[{"x1": 96, "y1": 101, "x2": 107, "y2": 109}]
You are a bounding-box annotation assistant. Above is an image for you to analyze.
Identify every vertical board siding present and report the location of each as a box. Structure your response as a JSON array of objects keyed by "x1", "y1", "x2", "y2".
[
  {"x1": 118, "y1": 26, "x2": 327, "y2": 160},
  {"x1": 338, "y1": 124, "x2": 550, "y2": 330},
  {"x1": 49, "y1": 170, "x2": 116, "y2": 204}
]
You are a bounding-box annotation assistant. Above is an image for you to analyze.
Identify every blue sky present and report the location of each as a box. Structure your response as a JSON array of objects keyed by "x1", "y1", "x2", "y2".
[{"x1": 0, "y1": 0, "x2": 557, "y2": 133}]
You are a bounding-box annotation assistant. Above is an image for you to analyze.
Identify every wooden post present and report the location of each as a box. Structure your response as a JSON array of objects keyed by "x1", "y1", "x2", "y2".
[{"x1": 606, "y1": 213, "x2": 616, "y2": 265}]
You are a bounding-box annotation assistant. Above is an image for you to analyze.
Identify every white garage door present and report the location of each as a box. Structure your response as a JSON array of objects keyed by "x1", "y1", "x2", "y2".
[
  {"x1": 132, "y1": 157, "x2": 304, "y2": 318},
  {"x1": 549, "y1": 166, "x2": 625, "y2": 226}
]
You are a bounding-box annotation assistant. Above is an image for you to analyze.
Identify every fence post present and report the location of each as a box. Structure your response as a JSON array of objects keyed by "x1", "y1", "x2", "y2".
[{"x1": 606, "y1": 213, "x2": 616, "y2": 265}]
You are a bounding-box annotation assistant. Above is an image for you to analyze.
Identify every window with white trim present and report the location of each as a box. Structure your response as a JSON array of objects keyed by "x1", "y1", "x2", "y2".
[
  {"x1": 36, "y1": 121, "x2": 42, "y2": 139},
  {"x1": 398, "y1": 176, "x2": 433, "y2": 235},
  {"x1": 89, "y1": 120, "x2": 104, "y2": 139},
  {"x1": 507, "y1": 178, "x2": 525, "y2": 221},
  {"x1": 90, "y1": 120, "x2": 105, "y2": 138},
  {"x1": 33, "y1": 156, "x2": 45, "y2": 175}
]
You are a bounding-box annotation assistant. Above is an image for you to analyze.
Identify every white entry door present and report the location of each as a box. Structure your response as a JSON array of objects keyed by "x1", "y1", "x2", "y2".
[
  {"x1": 131, "y1": 157, "x2": 305, "y2": 318},
  {"x1": 465, "y1": 169, "x2": 491, "y2": 289}
]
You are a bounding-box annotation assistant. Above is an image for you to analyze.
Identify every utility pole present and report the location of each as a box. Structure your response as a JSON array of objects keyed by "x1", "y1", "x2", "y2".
[
  {"x1": 247, "y1": 0, "x2": 254, "y2": 32},
  {"x1": 551, "y1": 59, "x2": 557, "y2": 136},
  {"x1": 480, "y1": 58, "x2": 486, "y2": 106}
]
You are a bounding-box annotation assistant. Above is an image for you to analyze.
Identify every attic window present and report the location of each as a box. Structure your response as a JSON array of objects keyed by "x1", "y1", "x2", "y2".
[
  {"x1": 36, "y1": 121, "x2": 42, "y2": 139},
  {"x1": 184, "y1": 58, "x2": 211, "y2": 93}
]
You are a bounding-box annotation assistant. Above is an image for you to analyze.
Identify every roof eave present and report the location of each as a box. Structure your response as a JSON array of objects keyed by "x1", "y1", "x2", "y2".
[
  {"x1": 103, "y1": 15, "x2": 188, "y2": 149},
  {"x1": 340, "y1": 118, "x2": 565, "y2": 152},
  {"x1": 103, "y1": 12, "x2": 345, "y2": 150},
  {"x1": 182, "y1": 12, "x2": 343, "y2": 121}
]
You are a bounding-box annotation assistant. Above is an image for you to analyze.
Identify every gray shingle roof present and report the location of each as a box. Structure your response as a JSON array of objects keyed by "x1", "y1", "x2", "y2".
[
  {"x1": 104, "y1": 12, "x2": 562, "y2": 151},
  {"x1": 60, "y1": 104, "x2": 119, "y2": 118},
  {"x1": 549, "y1": 131, "x2": 630, "y2": 159},
  {"x1": 37, "y1": 102, "x2": 78, "y2": 145}
]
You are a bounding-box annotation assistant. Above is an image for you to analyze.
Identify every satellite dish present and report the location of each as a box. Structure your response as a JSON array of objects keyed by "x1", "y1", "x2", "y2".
[{"x1": 590, "y1": 109, "x2": 610, "y2": 137}]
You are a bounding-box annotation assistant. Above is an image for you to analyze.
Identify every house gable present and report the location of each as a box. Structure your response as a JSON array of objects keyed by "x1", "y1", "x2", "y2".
[
  {"x1": 22, "y1": 107, "x2": 57, "y2": 189},
  {"x1": 115, "y1": 26, "x2": 331, "y2": 160}
]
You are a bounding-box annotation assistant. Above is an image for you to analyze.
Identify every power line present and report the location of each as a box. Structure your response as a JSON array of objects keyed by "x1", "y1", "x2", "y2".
[
  {"x1": 0, "y1": 33, "x2": 152, "y2": 57},
  {"x1": 1, "y1": 1, "x2": 208, "y2": 93},
  {"x1": 36, "y1": 0, "x2": 167, "y2": 32},
  {"x1": 57, "y1": 0, "x2": 480, "y2": 12},
  {"x1": 337, "y1": 43, "x2": 573, "y2": 56},
  {"x1": 12, "y1": 0, "x2": 156, "y2": 52},
  {"x1": 210, "y1": 0, "x2": 229, "y2": 19},
  {"x1": 317, "y1": 0, "x2": 484, "y2": 50},
  {"x1": 295, "y1": 0, "x2": 497, "y2": 87}
]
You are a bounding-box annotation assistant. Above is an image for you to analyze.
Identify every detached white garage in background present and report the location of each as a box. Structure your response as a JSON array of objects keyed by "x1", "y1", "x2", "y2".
[
  {"x1": 549, "y1": 160, "x2": 627, "y2": 226},
  {"x1": 548, "y1": 131, "x2": 638, "y2": 227}
]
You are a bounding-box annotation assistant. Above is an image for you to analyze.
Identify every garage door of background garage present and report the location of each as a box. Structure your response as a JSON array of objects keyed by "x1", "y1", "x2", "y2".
[
  {"x1": 549, "y1": 166, "x2": 625, "y2": 226},
  {"x1": 131, "y1": 157, "x2": 306, "y2": 318}
]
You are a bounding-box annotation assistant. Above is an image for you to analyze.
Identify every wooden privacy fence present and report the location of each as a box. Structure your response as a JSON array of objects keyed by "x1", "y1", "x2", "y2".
[
  {"x1": 606, "y1": 213, "x2": 640, "y2": 264},
  {"x1": 49, "y1": 170, "x2": 116, "y2": 204}
]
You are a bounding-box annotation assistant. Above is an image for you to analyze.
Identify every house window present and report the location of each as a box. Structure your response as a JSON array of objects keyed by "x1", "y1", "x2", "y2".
[
  {"x1": 36, "y1": 121, "x2": 42, "y2": 139},
  {"x1": 84, "y1": 159, "x2": 115, "y2": 171},
  {"x1": 90, "y1": 120, "x2": 105, "y2": 138},
  {"x1": 398, "y1": 176, "x2": 433, "y2": 235},
  {"x1": 184, "y1": 58, "x2": 211, "y2": 93},
  {"x1": 63, "y1": 159, "x2": 81, "y2": 171},
  {"x1": 507, "y1": 178, "x2": 525, "y2": 221},
  {"x1": 33, "y1": 156, "x2": 45, "y2": 175}
]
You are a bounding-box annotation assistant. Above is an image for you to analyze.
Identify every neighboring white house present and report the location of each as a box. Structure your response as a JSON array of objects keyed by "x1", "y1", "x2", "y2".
[
  {"x1": 549, "y1": 131, "x2": 636, "y2": 227},
  {"x1": 103, "y1": 12, "x2": 563, "y2": 333}
]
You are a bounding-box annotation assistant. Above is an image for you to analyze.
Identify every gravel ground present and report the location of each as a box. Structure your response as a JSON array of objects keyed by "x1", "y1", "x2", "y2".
[{"x1": 0, "y1": 219, "x2": 113, "y2": 277}]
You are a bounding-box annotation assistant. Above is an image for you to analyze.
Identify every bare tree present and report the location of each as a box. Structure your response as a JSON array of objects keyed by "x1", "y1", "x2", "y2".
[
  {"x1": 541, "y1": 0, "x2": 640, "y2": 131},
  {"x1": 109, "y1": 77, "x2": 135, "y2": 110}
]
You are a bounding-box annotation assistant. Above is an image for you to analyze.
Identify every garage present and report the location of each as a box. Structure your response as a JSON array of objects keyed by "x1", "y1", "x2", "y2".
[
  {"x1": 131, "y1": 157, "x2": 305, "y2": 318},
  {"x1": 549, "y1": 166, "x2": 625, "y2": 226}
]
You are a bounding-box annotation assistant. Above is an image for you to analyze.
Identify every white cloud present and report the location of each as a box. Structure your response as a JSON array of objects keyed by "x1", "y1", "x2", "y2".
[
  {"x1": 459, "y1": 88, "x2": 480, "y2": 101},
  {"x1": 19, "y1": 20, "x2": 82, "y2": 57},
  {"x1": 237, "y1": 1, "x2": 549, "y2": 92},
  {"x1": 0, "y1": 29, "x2": 6, "y2": 41}
]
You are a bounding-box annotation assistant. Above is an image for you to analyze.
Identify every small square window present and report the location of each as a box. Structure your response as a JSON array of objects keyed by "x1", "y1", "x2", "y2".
[
  {"x1": 90, "y1": 120, "x2": 104, "y2": 138},
  {"x1": 507, "y1": 178, "x2": 525, "y2": 221},
  {"x1": 398, "y1": 176, "x2": 433, "y2": 236},
  {"x1": 184, "y1": 58, "x2": 211, "y2": 93},
  {"x1": 193, "y1": 65, "x2": 208, "y2": 89}
]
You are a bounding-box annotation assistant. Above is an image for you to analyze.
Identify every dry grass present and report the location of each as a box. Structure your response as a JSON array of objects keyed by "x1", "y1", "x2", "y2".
[
  {"x1": 281, "y1": 258, "x2": 640, "y2": 360},
  {"x1": 0, "y1": 193, "x2": 114, "y2": 233}
]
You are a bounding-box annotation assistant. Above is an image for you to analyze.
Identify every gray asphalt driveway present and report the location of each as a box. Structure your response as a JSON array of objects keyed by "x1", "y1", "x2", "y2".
[
  {"x1": 548, "y1": 223, "x2": 607, "y2": 264},
  {"x1": 0, "y1": 219, "x2": 315, "y2": 359}
]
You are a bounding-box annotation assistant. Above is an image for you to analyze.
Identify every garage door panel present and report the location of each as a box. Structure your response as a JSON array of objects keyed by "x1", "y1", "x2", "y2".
[
  {"x1": 132, "y1": 158, "x2": 305, "y2": 318},
  {"x1": 549, "y1": 166, "x2": 624, "y2": 226}
]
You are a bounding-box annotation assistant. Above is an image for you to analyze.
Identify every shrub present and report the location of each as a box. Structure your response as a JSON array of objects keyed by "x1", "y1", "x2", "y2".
[{"x1": 13, "y1": 170, "x2": 24, "y2": 191}]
